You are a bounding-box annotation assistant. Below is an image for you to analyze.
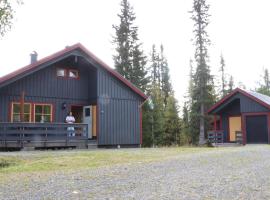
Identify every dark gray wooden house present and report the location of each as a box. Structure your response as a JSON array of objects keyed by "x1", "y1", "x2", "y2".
[
  {"x1": 208, "y1": 88, "x2": 270, "y2": 145},
  {"x1": 0, "y1": 43, "x2": 147, "y2": 149}
]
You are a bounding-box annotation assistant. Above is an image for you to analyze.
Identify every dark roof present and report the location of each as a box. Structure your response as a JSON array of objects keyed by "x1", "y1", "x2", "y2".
[
  {"x1": 0, "y1": 43, "x2": 147, "y2": 100},
  {"x1": 207, "y1": 88, "x2": 270, "y2": 114}
]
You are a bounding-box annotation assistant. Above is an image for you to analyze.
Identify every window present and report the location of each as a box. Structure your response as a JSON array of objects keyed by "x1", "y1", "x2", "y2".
[
  {"x1": 68, "y1": 69, "x2": 79, "y2": 78},
  {"x1": 56, "y1": 68, "x2": 79, "y2": 79},
  {"x1": 56, "y1": 68, "x2": 66, "y2": 77},
  {"x1": 34, "y1": 104, "x2": 52, "y2": 122},
  {"x1": 11, "y1": 103, "x2": 31, "y2": 122}
]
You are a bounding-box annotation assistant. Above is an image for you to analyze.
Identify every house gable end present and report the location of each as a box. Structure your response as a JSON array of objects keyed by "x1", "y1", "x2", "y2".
[{"x1": 208, "y1": 88, "x2": 270, "y2": 114}]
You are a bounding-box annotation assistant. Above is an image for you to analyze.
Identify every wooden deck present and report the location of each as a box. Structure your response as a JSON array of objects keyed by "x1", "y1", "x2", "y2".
[{"x1": 0, "y1": 122, "x2": 91, "y2": 149}]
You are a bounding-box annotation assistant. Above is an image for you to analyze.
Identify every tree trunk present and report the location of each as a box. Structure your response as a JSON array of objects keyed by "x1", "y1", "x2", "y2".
[{"x1": 199, "y1": 102, "x2": 205, "y2": 145}]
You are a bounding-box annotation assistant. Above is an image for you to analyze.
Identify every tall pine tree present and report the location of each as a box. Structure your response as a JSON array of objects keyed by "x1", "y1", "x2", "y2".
[
  {"x1": 146, "y1": 43, "x2": 180, "y2": 146},
  {"x1": 163, "y1": 95, "x2": 181, "y2": 145},
  {"x1": 149, "y1": 44, "x2": 160, "y2": 86},
  {"x1": 160, "y1": 45, "x2": 172, "y2": 107},
  {"x1": 150, "y1": 84, "x2": 164, "y2": 146},
  {"x1": 112, "y1": 0, "x2": 148, "y2": 92},
  {"x1": 190, "y1": 0, "x2": 215, "y2": 145},
  {"x1": 219, "y1": 54, "x2": 227, "y2": 97},
  {"x1": 228, "y1": 75, "x2": 234, "y2": 93}
]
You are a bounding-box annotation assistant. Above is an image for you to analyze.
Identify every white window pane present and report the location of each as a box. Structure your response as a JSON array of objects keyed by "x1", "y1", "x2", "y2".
[
  {"x1": 57, "y1": 69, "x2": 65, "y2": 77},
  {"x1": 69, "y1": 70, "x2": 78, "y2": 78}
]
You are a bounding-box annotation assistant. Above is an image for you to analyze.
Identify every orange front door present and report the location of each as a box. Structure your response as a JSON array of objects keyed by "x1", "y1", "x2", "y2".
[{"x1": 229, "y1": 116, "x2": 242, "y2": 142}]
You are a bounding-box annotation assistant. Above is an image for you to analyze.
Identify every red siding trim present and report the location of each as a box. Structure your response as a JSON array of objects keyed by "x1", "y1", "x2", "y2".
[
  {"x1": 207, "y1": 88, "x2": 270, "y2": 114},
  {"x1": 0, "y1": 43, "x2": 147, "y2": 100},
  {"x1": 214, "y1": 115, "x2": 217, "y2": 131},
  {"x1": 241, "y1": 112, "x2": 270, "y2": 145},
  {"x1": 140, "y1": 106, "x2": 142, "y2": 145},
  {"x1": 219, "y1": 115, "x2": 222, "y2": 130}
]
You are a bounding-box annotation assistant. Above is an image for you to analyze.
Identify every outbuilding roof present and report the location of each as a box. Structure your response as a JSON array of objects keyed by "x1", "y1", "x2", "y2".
[
  {"x1": 207, "y1": 88, "x2": 270, "y2": 114},
  {"x1": 0, "y1": 43, "x2": 147, "y2": 100}
]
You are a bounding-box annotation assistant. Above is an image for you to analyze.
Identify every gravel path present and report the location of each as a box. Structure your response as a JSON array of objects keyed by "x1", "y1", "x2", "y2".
[{"x1": 1, "y1": 145, "x2": 270, "y2": 200}]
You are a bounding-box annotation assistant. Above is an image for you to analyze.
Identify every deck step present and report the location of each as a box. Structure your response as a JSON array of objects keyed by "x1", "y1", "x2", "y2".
[
  {"x1": 87, "y1": 140, "x2": 97, "y2": 149},
  {"x1": 212, "y1": 143, "x2": 242, "y2": 147},
  {"x1": 87, "y1": 143, "x2": 97, "y2": 149}
]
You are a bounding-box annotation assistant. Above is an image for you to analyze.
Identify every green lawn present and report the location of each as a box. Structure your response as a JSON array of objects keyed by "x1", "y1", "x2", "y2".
[{"x1": 0, "y1": 147, "x2": 213, "y2": 175}]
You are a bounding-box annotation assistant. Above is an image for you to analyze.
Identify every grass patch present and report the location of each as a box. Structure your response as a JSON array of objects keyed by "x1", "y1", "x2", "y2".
[{"x1": 0, "y1": 147, "x2": 214, "y2": 175}]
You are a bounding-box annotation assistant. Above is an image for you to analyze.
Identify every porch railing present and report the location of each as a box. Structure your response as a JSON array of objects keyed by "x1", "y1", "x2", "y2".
[
  {"x1": 208, "y1": 130, "x2": 224, "y2": 144},
  {"x1": 0, "y1": 122, "x2": 88, "y2": 148}
]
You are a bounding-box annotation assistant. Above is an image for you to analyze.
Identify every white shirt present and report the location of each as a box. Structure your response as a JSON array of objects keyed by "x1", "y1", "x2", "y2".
[{"x1": 66, "y1": 115, "x2": 75, "y2": 123}]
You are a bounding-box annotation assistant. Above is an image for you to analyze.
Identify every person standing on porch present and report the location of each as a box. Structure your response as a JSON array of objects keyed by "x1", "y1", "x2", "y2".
[{"x1": 66, "y1": 111, "x2": 75, "y2": 136}]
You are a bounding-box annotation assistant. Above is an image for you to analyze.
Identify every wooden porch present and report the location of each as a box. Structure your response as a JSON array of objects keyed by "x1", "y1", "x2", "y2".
[
  {"x1": 208, "y1": 130, "x2": 243, "y2": 146},
  {"x1": 0, "y1": 122, "x2": 92, "y2": 150}
]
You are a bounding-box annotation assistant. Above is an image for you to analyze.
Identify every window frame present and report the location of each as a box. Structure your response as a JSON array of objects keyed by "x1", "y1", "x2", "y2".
[
  {"x1": 68, "y1": 69, "x2": 79, "y2": 79},
  {"x1": 33, "y1": 103, "x2": 53, "y2": 123},
  {"x1": 11, "y1": 102, "x2": 32, "y2": 122}
]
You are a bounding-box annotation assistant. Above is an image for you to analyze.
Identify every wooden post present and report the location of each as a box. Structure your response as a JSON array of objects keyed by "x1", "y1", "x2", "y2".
[
  {"x1": 214, "y1": 114, "x2": 217, "y2": 131},
  {"x1": 20, "y1": 91, "x2": 25, "y2": 122}
]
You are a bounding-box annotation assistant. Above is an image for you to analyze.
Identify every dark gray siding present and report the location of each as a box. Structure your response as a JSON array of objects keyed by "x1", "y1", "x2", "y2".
[
  {"x1": 97, "y1": 68, "x2": 143, "y2": 145},
  {"x1": 221, "y1": 116, "x2": 229, "y2": 142},
  {"x1": 0, "y1": 58, "x2": 97, "y2": 122},
  {"x1": 240, "y1": 94, "x2": 269, "y2": 112},
  {"x1": 98, "y1": 99, "x2": 140, "y2": 145}
]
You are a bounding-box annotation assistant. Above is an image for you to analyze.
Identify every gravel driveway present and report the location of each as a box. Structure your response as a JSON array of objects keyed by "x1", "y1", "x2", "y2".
[{"x1": 1, "y1": 145, "x2": 270, "y2": 200}]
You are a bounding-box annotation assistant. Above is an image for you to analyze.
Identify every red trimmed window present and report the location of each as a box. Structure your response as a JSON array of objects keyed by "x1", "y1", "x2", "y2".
[
  {"x1": 56, "y1": 68, "x2": 79, "y2": 79},
  {"x1": 11, "y1": 103, "x2": 31, "y2": 122},
  {"x1": 68, "y1": 69, "x2": 79, "y2": 79},
  {"x1": 34, "y1": 104, "x2": 52, "y2": 123}
]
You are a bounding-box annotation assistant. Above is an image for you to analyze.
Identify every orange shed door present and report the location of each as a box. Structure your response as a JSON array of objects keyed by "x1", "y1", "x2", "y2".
[{"x1": 229, "y1": 116, "x2": 242, "y2": 142}]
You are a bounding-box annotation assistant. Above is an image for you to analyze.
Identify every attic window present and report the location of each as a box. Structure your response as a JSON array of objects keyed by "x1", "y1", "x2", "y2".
[
  {"x1": 68, "y1": 69, "x2": 79, "y2": 78},
  {"x1": 56, "y1": 68, "x2": 66, "y2": 77}
]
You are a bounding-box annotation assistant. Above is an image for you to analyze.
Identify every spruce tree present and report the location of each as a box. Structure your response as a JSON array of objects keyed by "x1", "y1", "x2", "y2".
[
  {"x1": 220, "y1": 54, "x2": 227, "y2": 97},
  {"x1": 190, "y1": 0, "x2": 215, "y2": 145},
  {"x1": 142, "y1": 102, "x2": 153, "y2": 147},
  {"x1": 163, "y1": 95, "x2": 181, "y2": 145},
  {"x1": 113, "y1": 0, "x2": 148, "y2": 91},
  {"x1": 130, "y1": 29, "x2": 148, "y2": 91},
  {"x1": 181, "y1": 60, "x2": 194, "y2": 145},
  {"x1": 181, "y1": 102, "x2": 191, "y2": 145},
  {"x1": 147, "y1": 43, "x2": 180, "y2": 146},
  {"x1": 150, "y1": 84, "x2": 164, "y2": 146},
  {"x1": 149, "y1": 44, "x2": 160, "y2": 86},
  {"x1": 228, "y1": 75, "x2": 234, "y2": 93},
  {"x1": 160, "y1": 45, "x2": 172, "y2": 107},
  {"x1": 256, "y1": 68, "x2": 270, "y2": 96}
]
